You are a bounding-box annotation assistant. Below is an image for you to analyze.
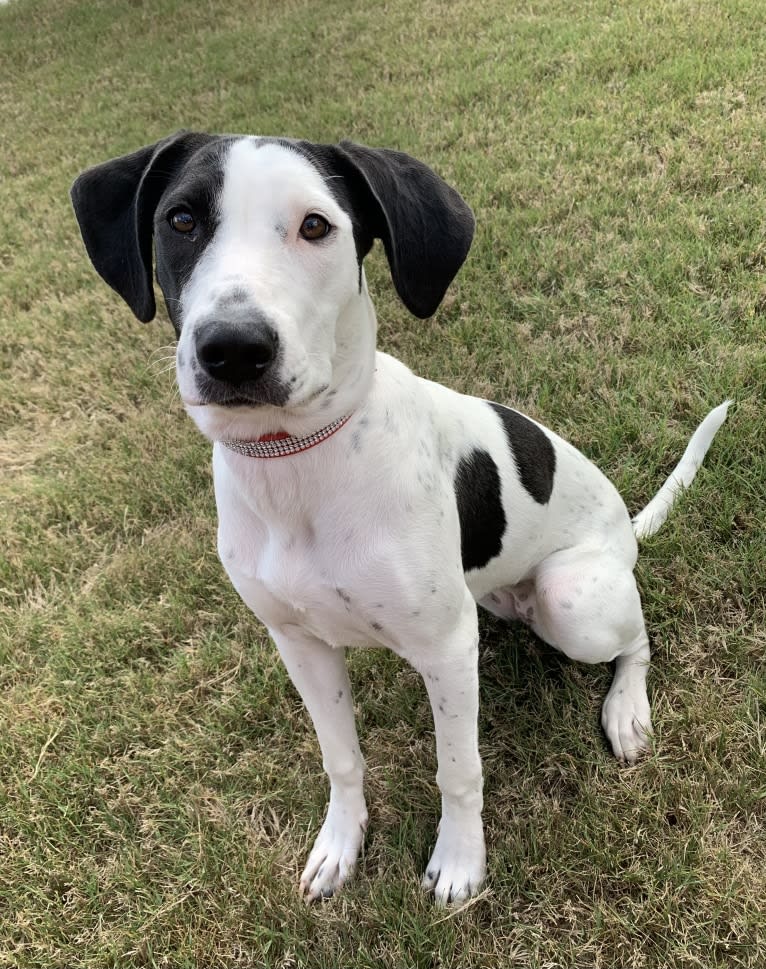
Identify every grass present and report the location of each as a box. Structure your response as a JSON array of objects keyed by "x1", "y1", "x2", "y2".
[{"x1": 1, "y1": 0, "x2": 764, "y2": 965}]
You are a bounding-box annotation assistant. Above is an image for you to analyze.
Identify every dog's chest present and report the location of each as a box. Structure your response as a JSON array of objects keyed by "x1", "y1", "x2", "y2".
[{"x1": 219, "y1": 505, "x2": 384, "y2": 649}]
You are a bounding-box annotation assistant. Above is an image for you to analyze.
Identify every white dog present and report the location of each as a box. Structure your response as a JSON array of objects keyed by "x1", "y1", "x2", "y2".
[{"x1": 71, "y1": 132, "x2": 729, "y2": 905}]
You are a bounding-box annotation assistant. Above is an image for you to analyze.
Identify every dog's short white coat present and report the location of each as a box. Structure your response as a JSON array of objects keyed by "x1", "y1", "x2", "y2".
[{"x1": 174, "y1": 139, "x2": 728, "y2": 905}]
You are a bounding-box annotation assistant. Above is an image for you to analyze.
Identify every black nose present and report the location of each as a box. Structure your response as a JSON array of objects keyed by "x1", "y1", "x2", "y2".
[{"x1": 195, "y1": 323, "x2": 278, "y2": 385}]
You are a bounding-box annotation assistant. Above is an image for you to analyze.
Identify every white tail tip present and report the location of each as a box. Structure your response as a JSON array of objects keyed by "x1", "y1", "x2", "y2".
[{"x1": 632, "y1": 400, "x2": 732, "y2": 540}]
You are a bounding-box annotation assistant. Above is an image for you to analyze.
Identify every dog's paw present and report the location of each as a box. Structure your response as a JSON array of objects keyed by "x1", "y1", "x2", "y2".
[
  {"x1": 422, "y1": 818, "x2": 486, "y2": 907},
  {"x1": 601, "y1": 679, "x2": 652, "y2": 763},
  {"x1": 299, "y1": 800, "x2": 368, "y2": 902}
]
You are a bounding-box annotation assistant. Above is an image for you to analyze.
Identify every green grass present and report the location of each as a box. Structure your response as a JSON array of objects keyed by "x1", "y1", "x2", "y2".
[{"x1": 1, "y1": 0, "x2": 765, "y2": 965}]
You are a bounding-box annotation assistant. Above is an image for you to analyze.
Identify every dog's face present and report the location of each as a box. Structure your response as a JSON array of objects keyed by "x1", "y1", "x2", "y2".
[
  {"x1": 71, "y1": 132, "x2": 475, "y2": 440},
  {"x1": 163, "y1": 139, "x2": 364, "y2": 435}
]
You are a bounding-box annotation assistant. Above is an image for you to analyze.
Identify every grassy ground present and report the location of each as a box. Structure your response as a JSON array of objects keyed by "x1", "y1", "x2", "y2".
[{"x1": 1, "y1": 0, "x2": 764, "y2": 965}]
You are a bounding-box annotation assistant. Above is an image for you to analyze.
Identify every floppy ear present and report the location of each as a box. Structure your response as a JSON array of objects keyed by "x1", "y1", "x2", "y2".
[
  {"x1": 329, "y1": 142, "x2": 475, "y2": 319},
  {"x1": 70, "y1": 131, "x2": 217, "y2": 322}
]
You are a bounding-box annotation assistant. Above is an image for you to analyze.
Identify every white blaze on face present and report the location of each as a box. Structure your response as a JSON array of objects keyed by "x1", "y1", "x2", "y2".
[{"x1": 176, "y1": 138, "x2": 360, "y2": 412}]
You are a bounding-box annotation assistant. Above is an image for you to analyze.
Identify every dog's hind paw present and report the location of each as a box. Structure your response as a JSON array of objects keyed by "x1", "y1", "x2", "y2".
[{"x1": 601, "y1": 678, "x2": 653, "y2": 764}]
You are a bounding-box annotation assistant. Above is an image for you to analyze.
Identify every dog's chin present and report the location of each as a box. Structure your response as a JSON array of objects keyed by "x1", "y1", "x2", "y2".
[
  {"x1": 181, "y1": 383, "x2": 332, "y2": 443},
  {"x1": 183, "y1": 399, "x2": 276, "y2": 443}
]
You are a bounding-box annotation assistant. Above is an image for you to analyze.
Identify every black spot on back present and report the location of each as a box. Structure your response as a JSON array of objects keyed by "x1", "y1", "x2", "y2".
[
  {"x1": 454, "y1": 448, "x2": 506, "y2": 572},
  {"x1": 488, "y1": 402, "x2": 556, "y2": 504}
]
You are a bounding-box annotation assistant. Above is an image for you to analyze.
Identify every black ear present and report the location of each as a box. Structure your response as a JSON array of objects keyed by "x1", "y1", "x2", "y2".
[
  {"x1": 70, "y1": 131, "x2": 218, "y2": 322},
  {"x1": 324, "y1": 142, "x2": 474, "y2": 319}
]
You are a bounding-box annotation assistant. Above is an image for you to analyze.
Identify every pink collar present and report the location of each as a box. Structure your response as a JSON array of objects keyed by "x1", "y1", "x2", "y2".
[{"x1": 221, "y1": 414, "x2": 352, "y2": 459}]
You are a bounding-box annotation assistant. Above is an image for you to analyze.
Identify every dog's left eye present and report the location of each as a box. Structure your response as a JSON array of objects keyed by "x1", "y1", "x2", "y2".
[
  {"x1": 170, "y1": 210, "x2": 196, "y2": 234},
  {"x1": 299, "y1": 214, "x2": 331, "y2": 241}
]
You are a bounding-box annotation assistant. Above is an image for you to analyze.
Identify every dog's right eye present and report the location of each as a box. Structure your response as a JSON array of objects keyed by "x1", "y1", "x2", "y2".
[{"x1": 169, "y1": 210, "x2": 196, "y2": 234}]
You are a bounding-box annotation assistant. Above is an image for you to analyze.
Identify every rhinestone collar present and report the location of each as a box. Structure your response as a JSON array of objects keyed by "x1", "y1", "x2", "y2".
[{"x1": 221, "y1": 414, "x2": 352, "y2": 459}]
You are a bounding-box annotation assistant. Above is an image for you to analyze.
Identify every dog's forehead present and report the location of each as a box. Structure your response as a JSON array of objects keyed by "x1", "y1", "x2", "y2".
[
  {"x1": 220, "y1": 137, "x2": 335, "y2": 211},
  {"x1": 160, "y1": 136, "x2": 339, "y2": 220}
]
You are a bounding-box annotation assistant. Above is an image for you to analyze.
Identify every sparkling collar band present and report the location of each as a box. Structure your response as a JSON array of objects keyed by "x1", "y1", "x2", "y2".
[{"x1": 221, "y1": 414, "x2": 352, "y2": 459}]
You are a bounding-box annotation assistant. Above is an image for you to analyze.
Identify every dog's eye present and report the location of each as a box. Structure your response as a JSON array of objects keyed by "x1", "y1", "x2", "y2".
[
  {"x1": 170, "y1": 210, "x2": 196, "y2": 234},
  {"x1": 299, "y1": 214, "x2": 331, "y2": 241}
]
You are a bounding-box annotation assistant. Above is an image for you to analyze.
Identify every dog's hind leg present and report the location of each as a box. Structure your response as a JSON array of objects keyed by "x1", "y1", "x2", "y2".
[
  {"x1": 269, "y1": 626, "x2": 368, "y2": 901},
  {"x1": 528, "y1": 546, "x2": 653, "y2": 763}
]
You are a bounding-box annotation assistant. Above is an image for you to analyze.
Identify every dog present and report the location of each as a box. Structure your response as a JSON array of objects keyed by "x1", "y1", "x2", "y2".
[{"x1": 71, "y1": 132, "x2": 729, "y2": 906}]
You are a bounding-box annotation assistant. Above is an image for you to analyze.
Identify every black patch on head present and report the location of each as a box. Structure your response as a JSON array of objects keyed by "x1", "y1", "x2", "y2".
[
  {"x1": 153, "y1": 140, "x2": 233, "y2": 333},
  {"x1": 286, "y1": 139, "x2": 474, "y2": 318},
  {"x1": 488, "y1": 402, "x2": 556, "y2": 505},
  {"x1": 454, "y1": 448, "x2": 506, "y2": 572},
  {"x1": 71, "y1": 131, "x2": 231, "y2": 328}
]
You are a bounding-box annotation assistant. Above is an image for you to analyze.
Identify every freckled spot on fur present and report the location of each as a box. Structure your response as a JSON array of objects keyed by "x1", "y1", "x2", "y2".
[
  {"x1": 335, "y1": 587, "x2": 352, "y2": 604},
  {"x1": 561, "y1": 600, "x2": 573, "y2": 610},
  {"x1": 438, "y1": 704, "x2": 445, "y2": 713},
  {"x1": 334, "y1": 689, "x2": 344, "y2": 704},
  {"x1": 451, "y1": 756, "x2": 456, "y2": 763},
  {"x1": 274, "y1": 222, "x2": 288, "y2": 240},
  {"x1": 430, "y1": 586, "x2": 437, "y2": 595},
  {"x1": 351, "y1": 431, "x2": 362, "y2": 453},
  {"x1": 371, "y1": 621, "x2": 383, "y2": 632},
  {"x1": 411, "y1": 609, "x2": 420, "y2": 617}
]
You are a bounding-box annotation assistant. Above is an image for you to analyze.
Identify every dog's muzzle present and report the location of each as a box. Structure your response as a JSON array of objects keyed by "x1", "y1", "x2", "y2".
[
  {"x1": 195, "y1": 320, "x2": 278, "y2": 385},
  {"x1": 190, "y1": 311, "x2": 289, "y2": 408}
]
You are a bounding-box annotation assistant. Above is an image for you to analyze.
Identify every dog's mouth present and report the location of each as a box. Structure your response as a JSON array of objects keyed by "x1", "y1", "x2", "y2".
[
  {"x1": 187, "y1": 373, "x2": 291, "y2": 410},
  {"x1": 184, "y1": 382, "x2": 330, "y2": 411}
]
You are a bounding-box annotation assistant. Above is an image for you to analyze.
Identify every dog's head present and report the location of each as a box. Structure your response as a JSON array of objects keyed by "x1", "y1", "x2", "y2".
[{"x1": 71, "y1": 132, "x2": 474, "y2": 438}]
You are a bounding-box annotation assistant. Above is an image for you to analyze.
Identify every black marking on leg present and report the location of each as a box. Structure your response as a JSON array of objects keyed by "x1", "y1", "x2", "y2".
[
  {"x1": 488, "y1": 401, "x2": 556, "y2": 504},
  {"x1": 454, "y1": 448, "x2": 506, "y2": 572}
]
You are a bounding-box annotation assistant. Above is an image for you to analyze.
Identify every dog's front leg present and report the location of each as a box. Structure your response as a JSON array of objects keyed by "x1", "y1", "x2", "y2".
[
  {"x1": 407, "y1": 591, "x2": 486, "y2": 906},
  {"x1": 269, "y1": 625, "x2": 368, "y2": 901}
]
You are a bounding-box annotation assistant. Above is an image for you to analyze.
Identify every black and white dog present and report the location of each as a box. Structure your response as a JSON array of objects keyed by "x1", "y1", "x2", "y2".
[{"x1": 71, "y1": 132, "x2": 728, "y2": 905}]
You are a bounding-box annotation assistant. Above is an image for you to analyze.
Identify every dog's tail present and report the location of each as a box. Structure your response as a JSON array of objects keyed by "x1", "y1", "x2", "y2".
[{"x1": 632, "y1": 400, "x2": 732, "y2": 540}]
